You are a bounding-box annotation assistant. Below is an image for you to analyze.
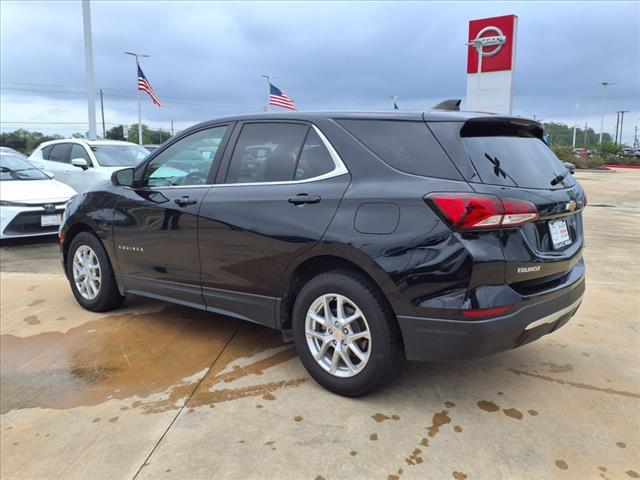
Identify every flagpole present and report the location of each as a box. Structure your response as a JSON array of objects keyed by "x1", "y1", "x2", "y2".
[
  {"x1": 125, "y1": 51, "x2": 150, "y2": 145},
  {"x1": 137, "y1": 84, "x2": 142, "y2": 145},
  {"x1": 261, "y1": 74, "x2": 275, "y2": 112}
]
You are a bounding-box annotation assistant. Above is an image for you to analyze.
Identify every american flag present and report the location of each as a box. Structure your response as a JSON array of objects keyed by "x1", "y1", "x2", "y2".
[
  {"x1": 138, "y1": 64, "x2": 161, "y2": 107},
  {"x1": 269, "y1": 83, "x2": 297, "y2": 111}
]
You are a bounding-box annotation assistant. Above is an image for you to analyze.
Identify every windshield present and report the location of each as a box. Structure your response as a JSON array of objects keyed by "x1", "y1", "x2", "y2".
[
  {"x1": 0, "y1": 154, "x2": 50, "y2": 181},
  {"x1": 462, "y1": 136, "x2": 575, "y2": 190},
  {"x1": 91, "y1": 145, "x2": 149, "y2": 167}
]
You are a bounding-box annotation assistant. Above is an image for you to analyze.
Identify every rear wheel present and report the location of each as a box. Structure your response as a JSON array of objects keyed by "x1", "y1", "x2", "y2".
[
  {"x1": 292, "y1": 270, "x2": 403, "y2": 396},
  {"x1": 67, "y1": 232, "x2": 125, "y2": 312}
]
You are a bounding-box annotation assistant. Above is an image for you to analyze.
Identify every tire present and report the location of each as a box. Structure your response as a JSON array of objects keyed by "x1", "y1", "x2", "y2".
[
  {"x1": 66, "y1": 232, "x2": 125, "y2": 312},
  {"x1": 292, "y1": 269, "x2": 403, "y2": 396}
]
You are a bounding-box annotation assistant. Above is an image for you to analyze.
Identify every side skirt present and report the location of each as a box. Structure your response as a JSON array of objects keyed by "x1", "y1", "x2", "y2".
[{"x1": 116, "y1": 274, "x2": 281, "y2": 329}]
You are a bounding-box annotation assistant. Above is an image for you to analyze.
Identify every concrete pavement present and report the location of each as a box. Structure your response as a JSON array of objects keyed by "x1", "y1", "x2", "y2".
[{"x1": 1, "y1": 169, "x2": 639, "y2": 480}]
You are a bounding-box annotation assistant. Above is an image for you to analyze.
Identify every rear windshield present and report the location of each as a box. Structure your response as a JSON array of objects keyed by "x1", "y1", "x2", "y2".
[
  {"x1": 337, "y1": 119, "x2": 461, "y2": 180},
  {"x1": 461, "y1": 124, "x2": 574, "y2": 189}
]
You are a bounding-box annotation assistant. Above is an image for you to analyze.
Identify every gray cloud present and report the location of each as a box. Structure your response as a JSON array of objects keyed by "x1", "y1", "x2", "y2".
[{"x1": 1, "y1": 1, "x2": 638, "y2": 141}]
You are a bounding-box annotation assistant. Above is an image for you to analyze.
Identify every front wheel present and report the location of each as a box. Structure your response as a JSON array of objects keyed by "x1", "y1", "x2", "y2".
[
  {"x1": 67, "y1": 232, "x2": 125, "y2": 312},
  {"x1": 292, "y1": 270, "x2": 403, "y2": 396}
]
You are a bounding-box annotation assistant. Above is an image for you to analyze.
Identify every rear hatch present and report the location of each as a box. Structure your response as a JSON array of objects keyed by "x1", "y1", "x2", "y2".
[{"x1": 427, "y1": 116, "x2": 586, "y2": 293}]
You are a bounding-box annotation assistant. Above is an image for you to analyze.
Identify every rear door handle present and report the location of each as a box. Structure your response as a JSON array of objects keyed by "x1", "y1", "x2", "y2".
[
  {"x1": 288, "y1": 194, "x2": 321, "y2": 205},
  {"x1": 174, "y1": 196, "x2": 198, "y2": 207}
]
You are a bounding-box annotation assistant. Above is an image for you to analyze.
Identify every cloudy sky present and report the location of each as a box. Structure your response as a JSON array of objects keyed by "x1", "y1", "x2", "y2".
[{"x1": 1, "y1": 1, "x2": 639, "y2": 143}]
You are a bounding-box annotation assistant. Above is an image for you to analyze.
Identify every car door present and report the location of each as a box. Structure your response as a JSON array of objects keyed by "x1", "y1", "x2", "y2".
[
  {"x1": 112, "y1": 124, "x2": 232, "y2": 307},
  {"x1": 66, "y1": 143, "x2": 100, "y2": 192},
  {"x1": 197, "y1": 121, "x2": 351, "y2": 327},
  {"x1": 37, "y1": 143, "x2": 72, "y2": 183}
]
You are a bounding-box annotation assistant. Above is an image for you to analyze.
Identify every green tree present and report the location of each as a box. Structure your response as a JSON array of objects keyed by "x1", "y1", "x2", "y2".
[
  {"x1": 0, "y1": 129, "x2": 63, "y2": 154},
  {"x1": 106, "y1": 125, "x2": 125, "y2": 140},
  {"x1": 126, "y1": 124, "x2": 171, "y2": 145}
]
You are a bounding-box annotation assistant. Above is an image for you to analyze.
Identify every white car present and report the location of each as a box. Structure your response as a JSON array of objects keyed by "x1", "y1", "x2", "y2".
[
  {"x1": 0, "y1": 152, "x2": 76, "y2": 239},
  {"x1": 29, "y1": 139, "x2": 149, "y2": 193}
]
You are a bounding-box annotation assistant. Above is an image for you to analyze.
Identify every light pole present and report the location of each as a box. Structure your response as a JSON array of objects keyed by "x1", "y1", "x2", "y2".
[
  {"x1": 618, "y1": 110, "x2": 629, "y2": 145},
  {"x1": 598, "y1": 81, "x2": 617, "y2": 144},
  {"x1": 125, "y1": 52, "x2": 150, "y2": 145},
  {"x1": 570, "y1": 104, "x2": 580, "y2": 149},
  {"x1": 261, "y1": 75, "x2": 276, "y2": 112},
  {"x1": 81, "y1": 0, "x2": 97, "y2": 139}
]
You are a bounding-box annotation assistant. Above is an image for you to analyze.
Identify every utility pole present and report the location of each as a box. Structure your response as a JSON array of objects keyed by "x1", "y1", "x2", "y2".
[
  {"x1": 584, "y1": 122, "x2": 588, "y2": 146},
  {"x1": 171, "y1": 120, "x2": 174, "y2": 136},
  {"x1": 260, "y1": 75, "x2": 275, "y2": 112},
  {"x1": 125, "y1": 51, "x2": 150, "y2": 145},
  {"x1": 571, "y1": 104, "x2": 580, "y2": 149},
  {"x1": 614, "y1": 111, "x2": 621, "y2": 144},
  {"x1": 599, "y1": 81, "x2": 617, "y2": 144},
  {"x1": 618, "y1": 111, "x2": 629, "y2": 145},
  {"x1": 99, "y1": 88, "x2": 106, "y2": 138},
  {"x1": 81, "y1": 0, "x2": 97, "y2": 139},
  {"x1": 635, "y1": 125, "x2": 638, "y2": 149}
]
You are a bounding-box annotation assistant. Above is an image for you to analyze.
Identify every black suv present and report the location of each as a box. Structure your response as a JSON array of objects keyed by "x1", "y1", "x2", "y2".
[{"x1": 60, "y1": 108, "x2": 586, "y2": 396}]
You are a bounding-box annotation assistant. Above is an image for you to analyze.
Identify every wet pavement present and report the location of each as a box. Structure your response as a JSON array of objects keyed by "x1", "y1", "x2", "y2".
[{"x1": 1, "y1": 169, "x2": 639, "y2": 480}]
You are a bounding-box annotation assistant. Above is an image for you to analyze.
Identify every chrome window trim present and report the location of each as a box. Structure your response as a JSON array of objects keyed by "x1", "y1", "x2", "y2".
[{"x1": 136, "y1": 124, "x2": 349, "y2": 190}]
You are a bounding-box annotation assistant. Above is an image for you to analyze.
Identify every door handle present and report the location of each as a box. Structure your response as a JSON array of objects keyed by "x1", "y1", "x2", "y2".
[
  {"x1": 174, "y1": 196, "x2": 198, "y2": 207},
  {"x1": 288, "y1": 194, "x2": 321, "y2": 205}
]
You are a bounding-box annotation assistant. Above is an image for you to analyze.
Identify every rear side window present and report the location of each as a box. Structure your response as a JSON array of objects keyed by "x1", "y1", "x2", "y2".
[
  {"x1": 226, "y1": 123, "x2": 308, "y2": 183},
  {"x1": 295, "y1": 129, "x2": 334, "y2": 180},
  {"x1": 41, "y1": 145, "x2": 53, "y2": 160},
  {"x1": 461, "y1": 123, "x2": 575, "y2": 189},
  {"x1": 48, "y1": 143, "x2": 71, "y2": 163},
  {"x1": 337, "y1": 120, "x2": 461, "y2": 180}
]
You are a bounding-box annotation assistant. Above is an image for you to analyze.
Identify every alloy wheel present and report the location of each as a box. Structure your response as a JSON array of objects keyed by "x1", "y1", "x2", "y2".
[
  {"x1": 304, "y1": 293, "x2": 371, "y2": 378},
  {"x1": 72, "y1": 245, "x2": 101, "y2": 301}
]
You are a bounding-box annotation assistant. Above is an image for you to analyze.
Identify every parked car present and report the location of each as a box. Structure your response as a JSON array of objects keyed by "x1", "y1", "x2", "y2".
[
  {"x1": 29, "y1": 139, "x2": 149, "y2": 193},
  {"x1": 60, "y1": 109, "x2": 586, "y2": 396},
  {"x1": 1, "y1": 152, "x2": 76, "y2": 239},
  {"x1": 572, "y1": 147, "x2": 591, "y2": 158},
  {"x1": 0, "y1": 146, "x2": 28, "y2": 160}
]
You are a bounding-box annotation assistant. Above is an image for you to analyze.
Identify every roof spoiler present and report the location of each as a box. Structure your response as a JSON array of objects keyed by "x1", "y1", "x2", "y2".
[{"x1": 432, "y1": 99, "x2": 461, "y2": 111}]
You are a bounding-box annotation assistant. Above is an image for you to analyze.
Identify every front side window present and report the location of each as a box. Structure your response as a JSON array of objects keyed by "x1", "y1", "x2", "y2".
[
  {"x1": 226, "y1": 123, "x2": 309, "y2": 183},
  {"x1": 48, "y1": 143, "x2": 71, "y2": 163},
  {"x1": 70, "y1": 144, "x2": 92, "y2": 166},
  {"x1": 142, "y1": 126, "x2": 228, "y2": 187}
]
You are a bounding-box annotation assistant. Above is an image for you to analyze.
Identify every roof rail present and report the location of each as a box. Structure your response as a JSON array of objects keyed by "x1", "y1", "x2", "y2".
[{"x1": 432, "y1": 99, "x2": 461, "y2": 111}]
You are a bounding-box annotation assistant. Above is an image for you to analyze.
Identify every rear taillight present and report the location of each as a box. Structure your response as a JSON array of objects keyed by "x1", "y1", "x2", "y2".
[{"x1": 426, "y1": 193, "x2": 539, "y2": 230}]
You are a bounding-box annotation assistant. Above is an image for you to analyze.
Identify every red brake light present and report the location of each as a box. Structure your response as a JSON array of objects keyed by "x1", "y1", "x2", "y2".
[{"x1": 426, "y1": 193, "x2": 539, "y2": 230}]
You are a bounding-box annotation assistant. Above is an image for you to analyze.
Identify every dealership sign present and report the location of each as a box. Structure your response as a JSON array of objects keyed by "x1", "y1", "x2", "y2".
[{"x1": 466, "y1": 14, "x2": 518, "y2": 114}]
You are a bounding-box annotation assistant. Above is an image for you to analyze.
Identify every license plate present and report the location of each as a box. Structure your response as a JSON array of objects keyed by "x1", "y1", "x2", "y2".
[
  {"x1": 548, "y1": 218, "x2": 572, "y2": 249},
  {"x1": 41, "y1": 214, "x2": 61, "y2": 227}
]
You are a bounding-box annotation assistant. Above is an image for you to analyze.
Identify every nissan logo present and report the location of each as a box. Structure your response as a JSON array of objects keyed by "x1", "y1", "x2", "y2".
[{"x1": 472, "y1": 26, "x2": 507, "y2": 57}]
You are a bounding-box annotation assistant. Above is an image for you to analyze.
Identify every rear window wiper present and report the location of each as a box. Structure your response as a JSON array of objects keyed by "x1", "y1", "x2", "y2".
[
  {"x1": 483, "y1": 153, "x2": 508, "y2": 179},
  {"x1": 550, "y1": 171, "x2": 568, "y2": 186}
]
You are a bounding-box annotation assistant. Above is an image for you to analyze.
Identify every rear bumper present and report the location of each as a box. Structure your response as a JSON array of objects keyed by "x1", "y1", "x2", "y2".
[{"x1": 398, "y1": 273, "x2": 585, "y2": 361}]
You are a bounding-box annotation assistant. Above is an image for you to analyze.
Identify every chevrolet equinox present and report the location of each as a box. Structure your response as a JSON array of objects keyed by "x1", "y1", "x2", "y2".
[{"x1": 60, "y1": 106, "x2": 586, "y2": 396}]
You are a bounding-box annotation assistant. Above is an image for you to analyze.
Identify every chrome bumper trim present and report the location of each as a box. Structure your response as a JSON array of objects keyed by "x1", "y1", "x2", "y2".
[{"x1": 524, "y1": 296, "x2": 583, "y2": 331}]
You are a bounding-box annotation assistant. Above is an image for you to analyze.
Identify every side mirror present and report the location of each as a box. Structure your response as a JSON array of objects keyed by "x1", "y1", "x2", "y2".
[
  {"x1": 71, "y1": 158, "x2": 89, "y2": 170},
  {"x1": 112, "y1": 167, "x2": 135, "y2": 187},
  {"x1": 563, "y1": 162, "x2": 576, "y2": 175}
]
